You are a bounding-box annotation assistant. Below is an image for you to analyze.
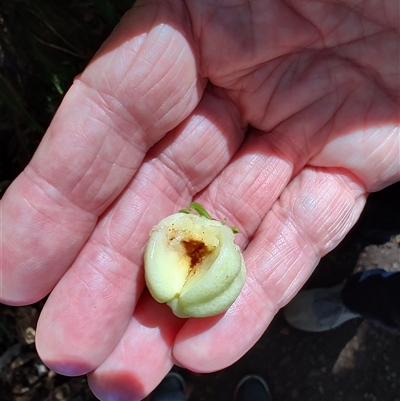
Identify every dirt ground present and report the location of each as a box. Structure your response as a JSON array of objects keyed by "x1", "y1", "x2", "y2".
[{"x1": 1, "y1": 183, "x2": 399, "y2": 401}]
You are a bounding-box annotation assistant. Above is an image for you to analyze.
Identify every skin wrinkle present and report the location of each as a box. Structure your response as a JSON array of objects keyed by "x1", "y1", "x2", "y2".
[
  {"x1": 135, "y1": 175, "x2": 183, "y2": 221},
  {"x1": 22, "y1": 166, "x2": 98, "y2": 229},
  {"x1": 234, "y1": 64, "x2": 278, "y2": 126},
  {"x1": 85, "y1": 14, "x2": 202, "y2": 141},
  {"x1": 94, "y1": 218, "x2": 140, "y2": 267},
  {"x1": 340, "y1": 48, "x2": 392, "y2": 104},
  {"x1": 335, "y1": 33, "x2": 398, "y2": 98},
  {"x1": 328, "y1": 205, "x2": 354, "y2": 244},
  {"x1": 310, "y1": 130, "x2": 399, "y2": 192},
  {"x1": 283, "y1": 1, "x2": 326, "y2": 48},
  {"x1": 189, "y1": 3, "x2": 254, "y2": 79},
  {"x1": 293, "y1": 1, "x2": 384, "y2": 49},
  {"x1": 275, "y1": 257, "x2": 320, "y2": 307},
  {"x1": 55, "y1": 42, "x2": 199, "y2": 217},
  {"x1": 216, "y1": 158, "x2": 274, "y2": 226},
  {"x1": 203, "y1": 139, "x2": 293, "y2": 243},
  {"x1": 236, "y1": 56, "x2": 340, "y2": 132},
  {"x1": 17, "y1": 170, "x2": 96, "y2": 270},
  {"x1": 149, "y1": 93, "x2": 243, "y2": 197},
  {"x1": 321, "y1": 6, "x2": 354, "y2": 43},
  {"x1": 250, "y1": 170, "x2": 363, "y2": 309},
  {"x1": 363, "y1": 83, "x2": 377, "y2": 126},
  {"x1": 163, "y1": 34, "x2": 194, "y2": 81},
  {"x1": 38, "y1": 99, "x2": 145, "y2": 217},
  {"x1": 154, "y1": 120, "x2": 212, "y2": 191},
  {"x1": 298, "y1": 56, "x2": 351, "y2": 108},
  {"x1": 152, "y1": 160, "x2": 195, "y2": 203},
  {"x1": 206, "y1": 4, "x2": 394, "y2": 129},
  {"x1": 148, "y1": 80, "x2": 196, "y2": 134},
  {"x1": 206, "y1": 84, "x2": 247, "y2": 130},
  {"x1": 268, "y1": 130, "x2": 311, "y2": 175},
  {"x1": 53, "y1": 248, "x2": 139, "y2": 343},
  {"x1": 363, "y1": 128, "x2": 399, "y2": 185},
  {"x1": 245, "y1": 0, "x2": 256, "y2": 60},
  {"x1": 68, "y1": 157, "x2": 119, "y2": 215},
  {"x1": 334, "y1": 7, "x2": 372, "y2": 46},
  {"x1": 296, "y1": 176, "x2": 338, "y2": 245},
  {"x1": 90, "y1": 80, "x2": 145, "y2": 146},
  {"x1": 159, "y1": 151, "x2": 200, "y2": 196},
  {"x1": 126, "y1": 91, "x2": 244, "y2": 219},
  {"x1": 89, "y1": 288, "x2": 183, "y2": 372},
  {"x1": 350, "y1": 0, "x2": 397, "y2": 31},
  {"x1": 213, "y1": 2, "x2": 310, "y2": 69},
  {"x1": 273, "y1": 252, "x2": 304, "y2": 296},
  {"x1": 138, "y1": 165, "x2": 190, "y2": 209},
  {"x1": 81, "y1": 155, "x2": 126, "y2": 211},
  {"x1": 326, "y1": 176, "x2": 364, "y2": 242},
  {"x1": 105, "y1": 209, "x2": 146, "y2": 258},
  {"x1": 120, "y1": 192, "x2": 169, "y2": 254},
  {"x1": 80, "y1": 242, "x2": 133, "y2": 290},
  {"x1": 274, "y1": 180, "x2": 323, "y2": 257},
  {"x1": 143, "y1": 24, "x2": 201, "y2": 114},
  {"x1": 34, "y1": 143, "x2": 100, "y2": 211},
  {"x1": 220, "y1": 63, "x2": 287, "y2": 124},
  {"x1": 284, "y1": 214, "x2": 320, "y2": 262},
  {"x1": 2, "y1": 0, "x2": 397, "y2": 394},
  {"x1": 189, "y1": 139, "x2": 228, "y2": 183},
  {"x1": 74, "y1": 81, "x2": 148, "y2": 155}
]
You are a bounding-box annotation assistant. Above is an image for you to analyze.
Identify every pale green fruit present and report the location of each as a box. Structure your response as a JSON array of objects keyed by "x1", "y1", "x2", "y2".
[{"x1": 144, "y1": 212, "x2": 246, "y2": 318}]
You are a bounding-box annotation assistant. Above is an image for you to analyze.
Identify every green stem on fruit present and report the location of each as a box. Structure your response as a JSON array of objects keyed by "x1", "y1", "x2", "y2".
[{"x1": 179, "y1": 202, "x2": 240, "y2": 234}]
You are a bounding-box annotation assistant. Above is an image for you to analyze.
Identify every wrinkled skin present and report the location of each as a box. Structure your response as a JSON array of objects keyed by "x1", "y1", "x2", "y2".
[{"x1": 1, "y1": 0, "x2": 399, "y2": 399}]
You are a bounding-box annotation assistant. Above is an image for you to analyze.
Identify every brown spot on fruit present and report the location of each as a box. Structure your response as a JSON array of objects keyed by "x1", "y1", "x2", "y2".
[{"x1": 181, "y1": 240, "x2": 210, "y2": 269}]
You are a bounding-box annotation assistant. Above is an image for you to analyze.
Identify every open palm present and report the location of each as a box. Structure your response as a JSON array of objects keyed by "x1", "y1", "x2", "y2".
[{"x1": 1, "y1": 0, "x2": 399, "y2": 399}]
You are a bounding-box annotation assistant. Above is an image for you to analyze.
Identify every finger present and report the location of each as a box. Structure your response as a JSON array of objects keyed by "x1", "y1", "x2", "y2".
[
  {"x1": 190, "y1": 129, "x2": 296, "y2": 249},
  {"x1": 36, "y1": 88, "x2": 245, "y2": 376},
  {"x1": 309, "y1": 125, "x2": 400, "y2": 192},
  {"x1": 0, "y1": 2, "x2": 203, "y2": 305},
  {"x1": 173, "y1": 167, "x2": 367, "y2": 372},
  {"x1": 87, "y1": 291, "x2": 184, "y2": 401},
  {"x1": 77, "y1": 128, "x2": 292, "y2": 384}
]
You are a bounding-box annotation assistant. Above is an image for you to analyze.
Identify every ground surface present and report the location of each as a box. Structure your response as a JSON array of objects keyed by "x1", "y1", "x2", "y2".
[{"x1": 1, "y1": 183, "x2": 399, "y2": 401}]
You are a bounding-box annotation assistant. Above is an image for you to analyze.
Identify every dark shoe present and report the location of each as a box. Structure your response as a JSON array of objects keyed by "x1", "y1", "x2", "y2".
[
  {"x1": 234, "y1": 375, "x2": 272, "y2": 401},
  {"x1": 284, "y1": 284, "x2": 360, "y2": 332},
  {"x1": 148, "y1": 372, "x2": 187, "y2": 401}
]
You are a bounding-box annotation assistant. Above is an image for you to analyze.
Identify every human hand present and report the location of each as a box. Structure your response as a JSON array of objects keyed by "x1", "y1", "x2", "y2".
[{"x1": 1, "y1": 0, "x2": 399, "y2": 399}]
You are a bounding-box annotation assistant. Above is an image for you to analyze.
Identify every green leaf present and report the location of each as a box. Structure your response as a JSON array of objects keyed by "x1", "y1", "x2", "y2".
[
  {"x1": 178, "y1": 208, "x2": 192, "y2": 214},
  {"x1": 230, "y1": 226, "x2": 240, "y2": 234},
  {"x1": 189, "y1": 202, "x2": 212, "y2": 219},
  {"x1": 179, "y1": 202, "x2": 240, "y2": 234}
]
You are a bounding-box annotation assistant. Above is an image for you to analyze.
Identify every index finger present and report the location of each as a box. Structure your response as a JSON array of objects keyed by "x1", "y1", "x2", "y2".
[{"x1": 0, "y1": 2, "x2": 204, "y2": 305}]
